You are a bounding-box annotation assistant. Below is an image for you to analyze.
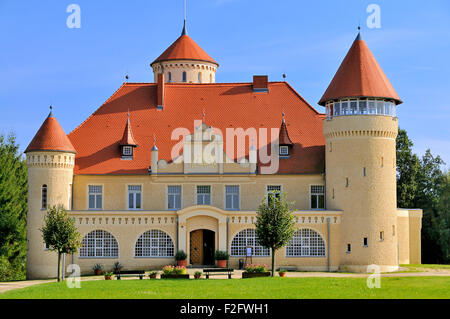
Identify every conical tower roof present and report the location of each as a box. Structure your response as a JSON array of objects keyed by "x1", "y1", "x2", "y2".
[
  {"x1": 151, "y1": 24, "x2": 217, "y2": 66},
  {"x1": 319, "y1": 33, "x2": 402, "y2": 106},
  {"x1": 279, "y1": 115, "x2": 293, "y2": 146},
  {"x1": 25, "y1": 110, "x2": 76, "y2": 154},
  {"x1": 119, "y1": 115, "x2": 138, "y2": 146}
]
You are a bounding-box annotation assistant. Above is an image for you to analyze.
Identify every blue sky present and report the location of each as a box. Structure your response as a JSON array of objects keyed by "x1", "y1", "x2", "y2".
[{"x1": 0, "y1": 0, "x2": 449, "y2": 166}]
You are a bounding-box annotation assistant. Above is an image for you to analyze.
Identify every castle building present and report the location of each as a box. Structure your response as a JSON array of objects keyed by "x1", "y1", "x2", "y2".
[{"x1": 25, "y1": 22, "x2": 422, "y2": 279}]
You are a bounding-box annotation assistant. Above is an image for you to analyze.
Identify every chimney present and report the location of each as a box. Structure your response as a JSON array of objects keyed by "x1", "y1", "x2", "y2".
[
  {"x1": 253, "y1": 75, "x2": 268, "y2": 93},
  {"x1": 157, "y1": 73, "x2": 165, "y2": 110}
]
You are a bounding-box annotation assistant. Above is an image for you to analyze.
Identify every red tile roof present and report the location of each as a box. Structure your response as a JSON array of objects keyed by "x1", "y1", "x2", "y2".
[
  {"x1": 68, "y1": 82, "x2": 325, "y2": 175},
  {"x1": 151, "y1": 34, "x2": 218, "y2": 66},
  {"x1": 319, "y1": 34, "x2": 402, "y2": 106},
  {"x1": 25, "y1": 112, "x2": 76, "y2": 154},
  {"x1": 119, "y1": 116, "x2": 138, "y2": 146}
]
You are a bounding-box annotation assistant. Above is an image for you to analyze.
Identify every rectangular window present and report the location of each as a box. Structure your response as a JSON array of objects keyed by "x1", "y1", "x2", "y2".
[
  {"x1": 279, "y1": 146, "x2": 289, "y2": 156},
  {"x1": 376, "y1": 101, "x2": 384, "y2": 114},
  {"x1": 88, "y1": 185, "x2": 102, "y2": 210},
  {"x1": 350, "y1": 100, "x2": 358, "y2": 114},
  {"x1": 197, "y1": 186, "x2": 211, "y2": 205},
  {"x1": 359, "y1": 100, "x2": 367, "y2": 114},
  {"x1": 128, "y1": 185, "x2": 142, "y2": 210},
  {"x1": 123, "y1": 146, "x2": 133, "y2": 156},
  {"x1": 380, "y1": 231, "x2": 384, "y2": 241},
  {"x1": 341, "y1": 101, "x2": 349, "y2": 115},
  {"x1": 41, "y1": 185, "x2": 47, "y2": 210},
  {"x1": 310, "y1": 185, "x2": 325, "y2": 209},
  {"x1": 68, "y1": 184, "x2": 72, "y2": 210},
  {"x1": 347, "y1": 244, "x2": 351, "y2": 253},
  {"x1": 267, "y1": 185, "x2": 281, "y2": 206},
  {"x1": 168, "y1": 186, "x2": 182, "y2": 210},
  {"x1": 363, "y1": 237, "x2": 368, "y2": 247},
  {"x1": 225, "y1": 185, "x2": 240, "y2": 210},
  {"x1": 368, "y1": 100, "x2": 376, "y2": 114}
]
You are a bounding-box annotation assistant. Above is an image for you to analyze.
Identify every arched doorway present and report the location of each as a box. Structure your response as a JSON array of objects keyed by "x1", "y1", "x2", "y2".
[{"x1": 190, "y1": 229, "x2": 215, "y2": 265}]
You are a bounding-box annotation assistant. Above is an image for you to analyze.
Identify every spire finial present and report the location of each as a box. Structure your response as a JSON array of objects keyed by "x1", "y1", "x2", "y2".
[
  {"x1": 356, "y1": 25, "x2": 362, "y2": 41},
  {"x1": 48, "y1": 105, "x2": 54, "y2": 117},
  {"x1": 152, "y1": 134, "x2": 158, "y2": 151},
  {"x1": 282, "y1": 112, "x2": 286, "y2": 123},
  {"x1": 181, "y1": 0, "x2": 188, "y2": 36}
]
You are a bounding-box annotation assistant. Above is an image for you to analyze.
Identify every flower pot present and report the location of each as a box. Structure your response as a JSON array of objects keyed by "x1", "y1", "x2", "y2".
[
  {"x1": 242, "y1": 272, "x2": 271, "y2": 278},
  {"x1": 217, "y1": 259, "x2": 227, "y2": 268},
  {"x1": 95, "y1": 269, "x2": 103, "y2": 276},
  {"x1": 161, "y1": 274, "x2": 190, "y2": 279},
  {"x1": 194, "y1": 275, "x2": 201, "y2": 279},
  {"x1": 279, "y1": 272, "x2": 286, "y2": 277},
  {"x1": 177, "y1": 260, "x2": 187, "y2": 267},
  {"x1": 149, "y1": 275, "x2": 157, "y2": 279},
  {"x1": 104, "y1": 275, "x2": 112, "y2": 280}
]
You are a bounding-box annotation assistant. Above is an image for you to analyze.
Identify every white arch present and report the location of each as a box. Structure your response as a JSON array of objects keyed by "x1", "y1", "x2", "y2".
[
  {"x1": 79, "y1": 229, "x2": 119, "y2": 258},
  {"x1": 134, "y1": 229, "x2": 175, "y2": 258},
  {"x1": 285, "y1": 228, "x2": 326, "y2": 257}
]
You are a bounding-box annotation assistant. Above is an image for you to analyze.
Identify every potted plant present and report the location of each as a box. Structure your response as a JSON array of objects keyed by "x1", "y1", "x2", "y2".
[
  {"x1": 175, "y1": 250, "x2": 188, "y2": 267},
  {"x1": 242, "y1": 264, "x2": 271, "y2": 278},
  {"x1": 104, "y1": 272, "x2": 113, "y2": 280},
  {"x1": 92, "y1": 264, "x2": 103, "y2": 276},
  {"x1": 113, "y1": 262, "x2": 123, "y2": 274},
  {"x1": 278, "y1": 269, "x2": 287, "y2": 277},
  {"x1": 214, "y1": 250, "x2": 229, "y2": 268},
  {"x1": 194, "y1": 271, "x2": 202, "y2": 279},
  {"x1": 149, "y1": 271, "x2": 158, "y2": 279}
]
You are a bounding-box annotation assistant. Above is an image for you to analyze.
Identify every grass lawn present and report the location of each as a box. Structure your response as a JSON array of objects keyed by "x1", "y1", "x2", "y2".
[
  {"x1": 1, "y1": 277, "x2": 449, "y2": 299},
  {"x1": 401, "y1": 264, "x2": 450, "y2": 270}
]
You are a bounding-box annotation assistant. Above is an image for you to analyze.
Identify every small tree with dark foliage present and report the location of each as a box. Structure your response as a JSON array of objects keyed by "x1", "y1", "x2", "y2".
[
  {"x1": 255, "y1": 192, "x2": 295, "y2": 277},
  {"x1": 41, "y1": 205, "x2": 82, "y2": 282}
]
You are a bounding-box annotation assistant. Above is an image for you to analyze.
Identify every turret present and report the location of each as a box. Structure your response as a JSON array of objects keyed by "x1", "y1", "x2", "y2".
[
  {"x1": 320, "y1": 33, "x2": 401, "y2": 272},
  {"x1": 150, "y1": 21, "x2": 218, "y2": 83},
  {"x1": 151, "y1": 139, "x2": 159, "y2": 175},
  {"x1": 24, "y1": 108, "x2": 76, "y2": 279}
]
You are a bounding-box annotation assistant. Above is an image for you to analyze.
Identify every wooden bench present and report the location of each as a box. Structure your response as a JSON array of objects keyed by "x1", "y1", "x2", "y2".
[
  {"x1": 116, "y1": 270, "x2": 146, "y2": 280},
  {"x1": 203, "y1": 268, "x2": 234, "y2": 279}
]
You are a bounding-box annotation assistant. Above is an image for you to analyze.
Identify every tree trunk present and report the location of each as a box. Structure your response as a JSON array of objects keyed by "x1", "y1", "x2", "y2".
[
  {"x1": 271, "y1": 247, "x2": 275, "y2": 277},
  {"x1": 57, "y1": 252, "x2": 61, "y2": 282}
]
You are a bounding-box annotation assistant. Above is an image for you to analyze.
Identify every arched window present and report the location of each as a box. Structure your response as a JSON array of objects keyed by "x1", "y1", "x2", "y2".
[
  {"x1": 230, "y1": 229, "x2": 270, "y2": 257},
  {"x1": 168, "y1": 72, "x2": 172, "y2": 82},
  {"x1": 198, "y1": 72, "x2": 202, "y2": 83},
  {"x1": 79, "y1": 230, "x2": 119, "y2": 258},
  {"x1": 41, "y1": 185, "x2": 47, "y2": 209},
  {"x1": 135, "y1": 230, "x2": 174, "y2": 257},
  {"x1": 286, "y1": 229, "x2": 326, "y2": 257},
  {"x1": 182, "y1": 71, "x2": 187, "y2": 83}
]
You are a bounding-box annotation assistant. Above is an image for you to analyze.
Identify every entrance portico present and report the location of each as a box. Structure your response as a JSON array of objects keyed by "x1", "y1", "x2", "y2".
[{"x1": 177, "y1": 206, "x2": 228, "y2": 265}]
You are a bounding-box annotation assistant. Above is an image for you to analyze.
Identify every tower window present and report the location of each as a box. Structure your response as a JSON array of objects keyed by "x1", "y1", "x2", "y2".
[
  {"x1": 380, "y1": 231, "x2": 384, "y2": 241},
  {"x1": 363, "y1": 237, "x2": 368, "y2": 247},
  {"x1": 363, "y1": 167, "x2": 366, "y2": 176},
  {"x1": 41, "y1": 185, "x2": 47, "y2": 210},
  {"x1": 210, "y1": 74, "x2": 212, "y2": 82},
  {"x1": 345, "y1": 178, "x2": 349, "y2": 187},
  {"x1": 329, "y1": 142, "x2": 332, "y2": 152},
  {"x1": 332, "y1": 188, "x2": 335, "y2": 199},
  {"x1": 392, "y1": 225, "x2": 396, "y2": 236},
  {"x1": 198, "y1": 72, "x2": 202, "y2": 83},
  {"x1": 182, "y1": 71, "x2": 187, "y2": 83},
  {"x1": 168, "y1": 72, "x2": 172, "y2": 83},
  {"x1": 346, "y1": 244, "x2": 351, "y2": 253}
]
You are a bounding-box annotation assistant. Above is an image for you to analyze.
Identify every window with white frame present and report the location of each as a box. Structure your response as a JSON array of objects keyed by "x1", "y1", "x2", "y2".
[
  {"x1": 197, "y1": 186, "x2": 211, "y2": 205},
  {"x1": 225, "y1": 185, "x2": 239, "y2": 210},
  {"x1": 279, "y1": 146, "x2": 289, "y2": 156},
  {"x1": 88, "y1": 185, "x2": 102, "y2": 210},
  {"x1": 286, "y1": 229, "x2": 326, "y2": 257},
  {"x1": 123, "y1": 146, "x2": 133, "y2": 157},
  {"x1": 128, "y1": 185, "x2": 142, "y2": 210},
  {"x1": 41, "y1": 184, "x2": 47, "y2": 210},
  {"x1": 230, "y1": 229, "x2": 270, "y2": 257},
  {"x1": 267, "y1": 185, "x2": 281, "y2": 206},
  {"x1": 135, "y1": 230, "x2": 174, "y2": 257},
  {"x1": 79, "y1": 230, "x2": 119, "y2": 258},
  {"x1": 310, "y1": 185, "x2": 325, "y2": 209},
  {"x1": 168, "y1": 185, "x2": 182, "y2": 210}
]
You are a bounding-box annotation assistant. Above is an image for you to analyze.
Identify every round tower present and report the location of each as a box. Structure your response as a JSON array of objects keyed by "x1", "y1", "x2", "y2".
[
  {"x1": 24, "y1": 108, "x2": 76, "y2": 279},
  {"x1": 320, "y1": 33, "x2": 402, "y2": 272},
  {"x1": 151, "y1": 21, "x2": 218, "y2": 84}
]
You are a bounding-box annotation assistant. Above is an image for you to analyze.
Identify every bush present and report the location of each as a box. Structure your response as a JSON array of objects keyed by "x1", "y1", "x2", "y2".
[
  {"x1": 175, "y1": 266, "x2": 187, "y2": 275},
  {"x1": 92, "y1": 264, "x2": 103, "y2": 271},
  {"x1": 175, "y1": 250, "x2": 187, "y2": 261},
  {"x1": 113, "y1": 262, "x2": 123, "y2": 272},
  {"x1": 214, "y1": 250, "x2": 229, "y2": 261},
  {"x1": 245, "y1": 264, "x2": 268, "y2": 273}
]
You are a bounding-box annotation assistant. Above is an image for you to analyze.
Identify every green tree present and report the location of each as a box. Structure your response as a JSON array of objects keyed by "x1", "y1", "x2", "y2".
[
  {"x1": 255, "y1": 192, "x2": 295, "y2": 277},
  {"x1": 0, "y1": 133, "x2": 27, "y2": 281},
  {"x1": 434, "y1": 171, "x2": 450, "y2": 263},
  {"x1": 396, "y1": 128, "x2": 421, "y2": 208},
  {"x1": 41, "y1": 205, "x2": 82, "y2": 282}
]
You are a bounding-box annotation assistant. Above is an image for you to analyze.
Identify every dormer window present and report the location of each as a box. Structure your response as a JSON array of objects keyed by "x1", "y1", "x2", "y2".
[
  {"x1": 279, "y1": 146, "x2": 289, "y2": 157},
  {"x1": 123, "y1": 146, "x2": 133, "y2": 157}
]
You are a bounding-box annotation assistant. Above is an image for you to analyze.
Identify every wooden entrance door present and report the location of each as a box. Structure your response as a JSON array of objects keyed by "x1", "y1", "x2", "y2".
[{"x1": 190, "y1": 230, "x2": 203, "y2": 265}]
